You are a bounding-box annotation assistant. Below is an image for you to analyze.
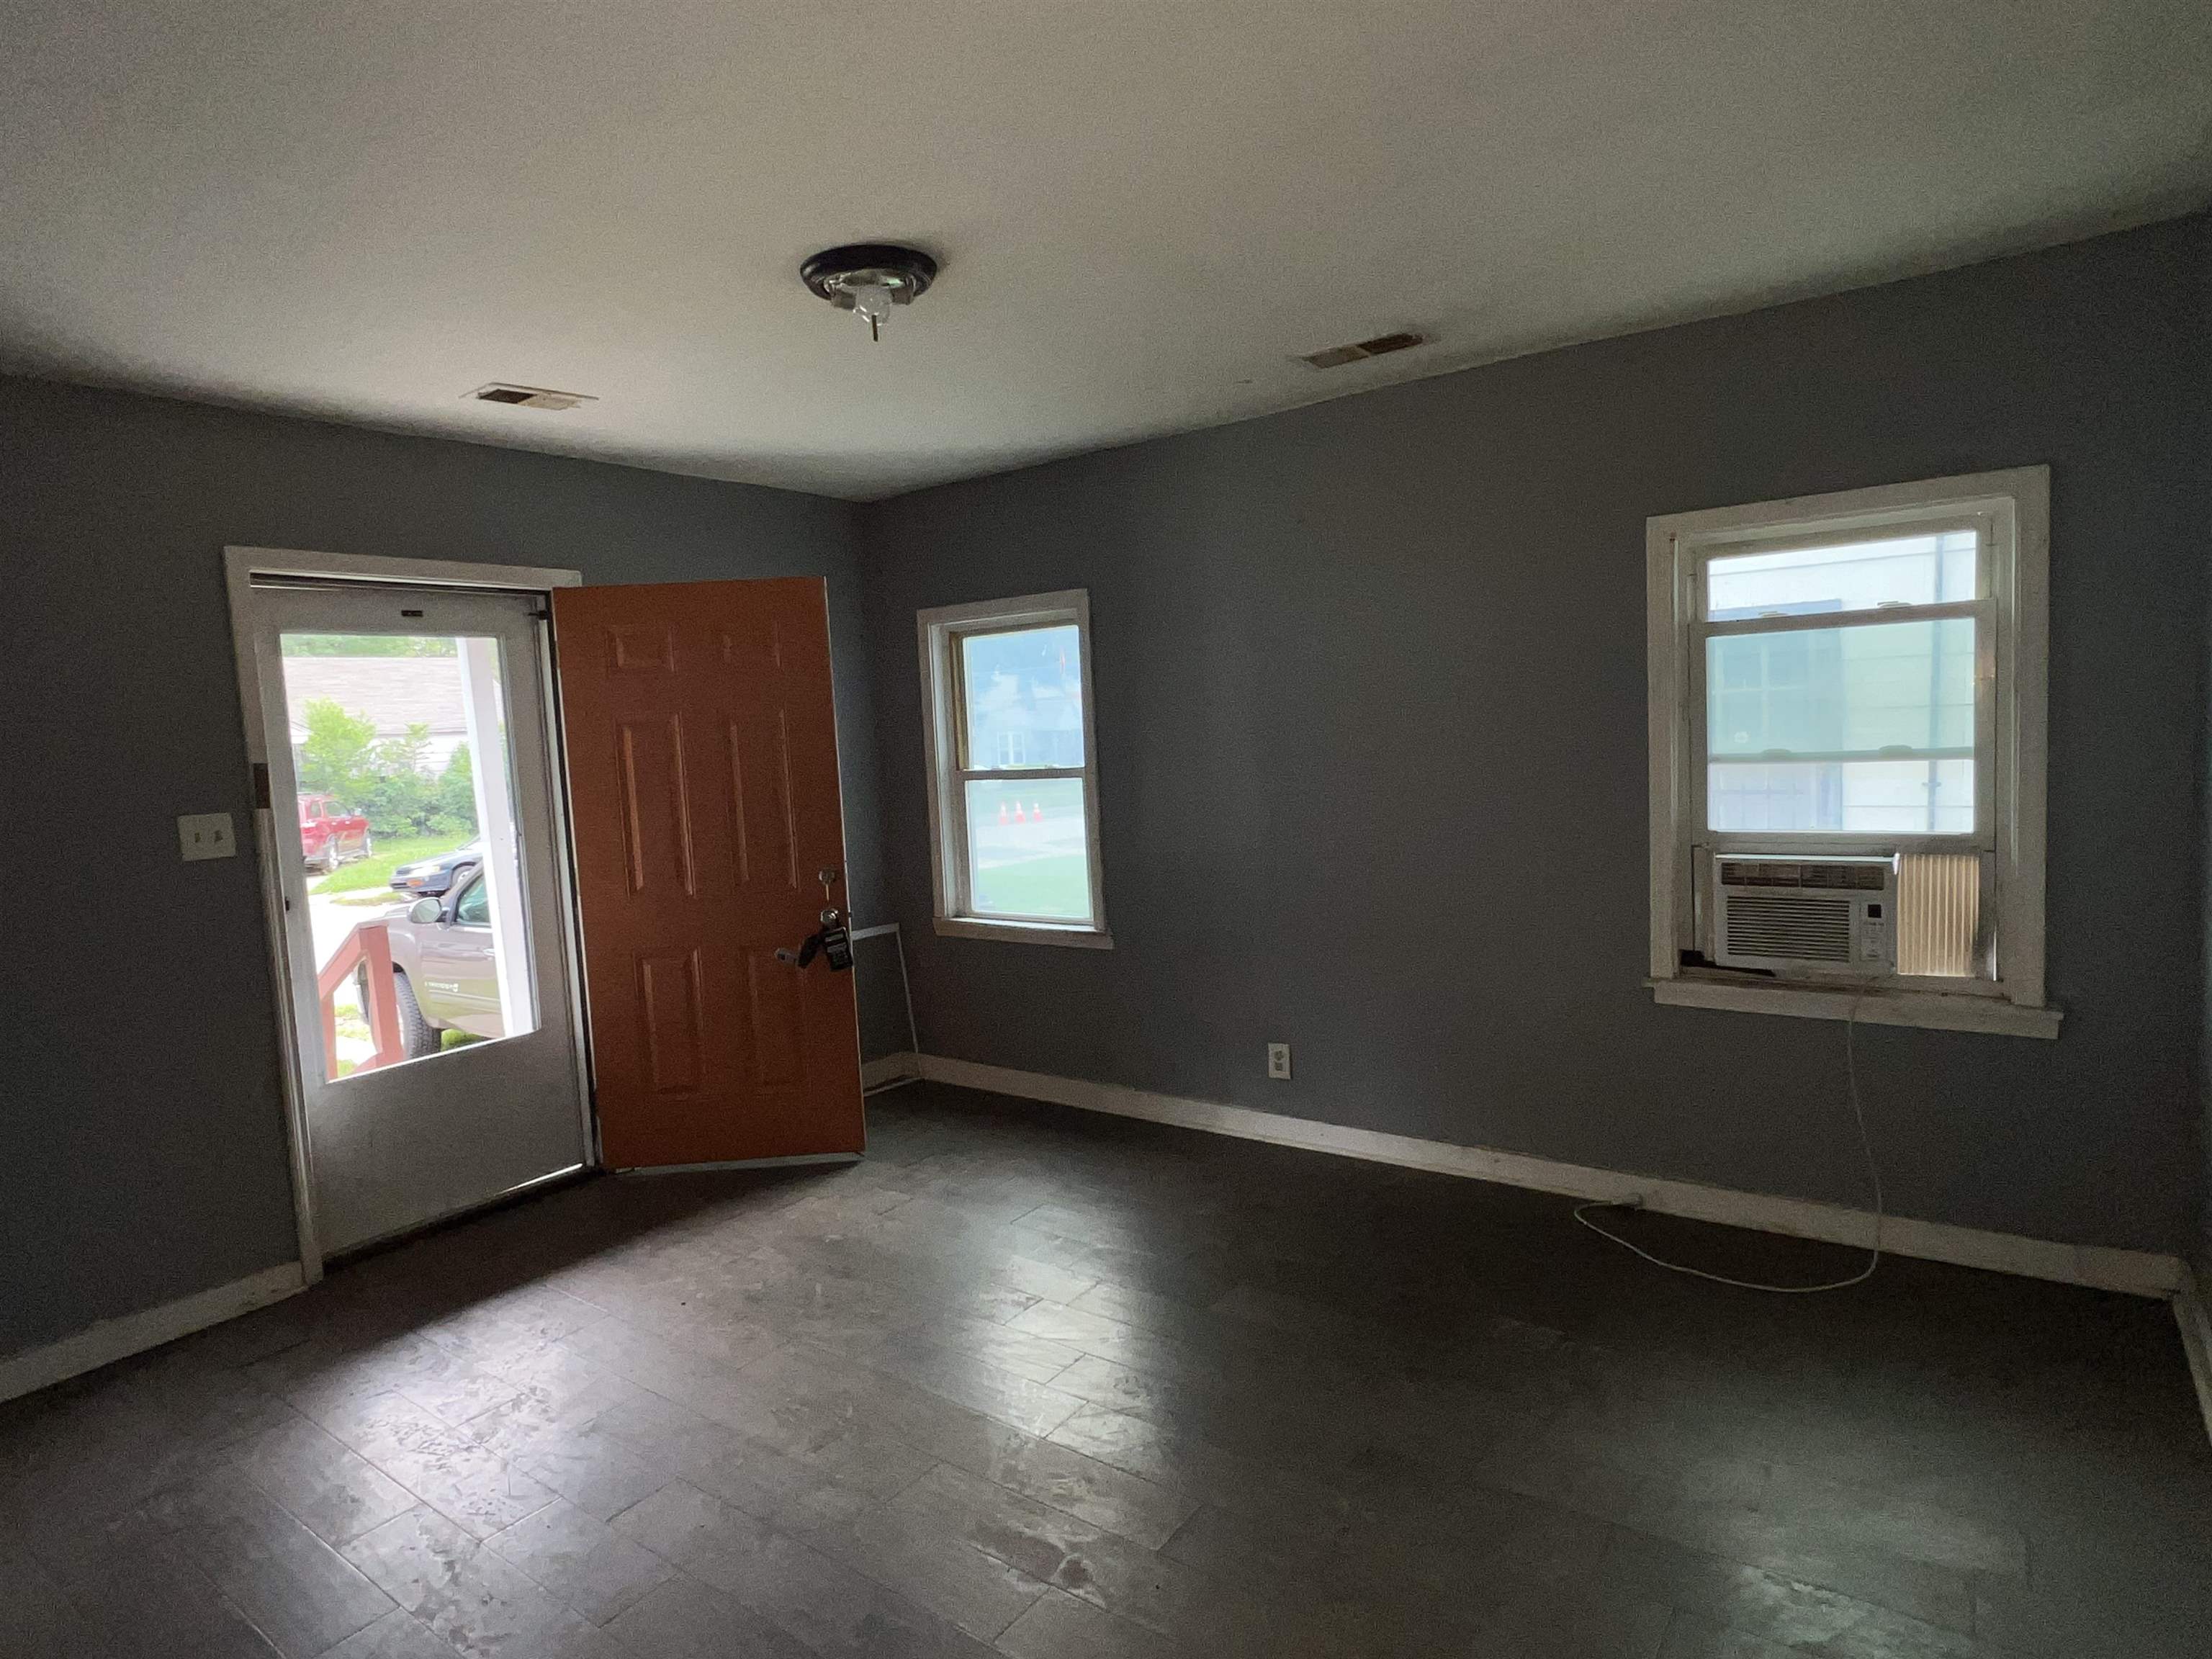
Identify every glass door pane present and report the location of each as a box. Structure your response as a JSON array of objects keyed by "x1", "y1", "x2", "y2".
[{"x1": 279, "y1": 633, "x2": 537, "y2": 1080}]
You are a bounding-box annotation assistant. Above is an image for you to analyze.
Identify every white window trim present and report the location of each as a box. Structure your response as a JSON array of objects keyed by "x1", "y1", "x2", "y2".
[
  {"x1": 917, "y1": 589, "x2": 1111, "y2": 948},
  {"x1": 1647, "y1": 467, "x2": 2054, "y2": 1037}
]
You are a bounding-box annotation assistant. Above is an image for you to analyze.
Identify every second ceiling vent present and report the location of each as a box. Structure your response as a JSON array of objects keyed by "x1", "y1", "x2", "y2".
[
  {"x1": 467, "y1": 383, "x2": 596, "y2": 410},
  {"x1": 1299, "y1": 331, "x2": 1425, "y2": 370}
]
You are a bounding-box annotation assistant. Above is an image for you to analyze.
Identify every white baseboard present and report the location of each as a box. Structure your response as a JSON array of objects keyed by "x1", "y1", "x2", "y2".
[
  {"x1": 863, "y1": 1053, "x2": 922, "y2": 1091},
  {"x1": 2176, "y1": 1269, "x2": 2212, "y2": 1449},
  {"x1": 616, "y1": 1153, "x2": 862, "y2": 1175},
  {"x1": 0, "y1": 1262, "x2": 307, "y2": 1406},
  {"x1": 912, "y1": 1054, "x2": 2186, "y2": 1300}
]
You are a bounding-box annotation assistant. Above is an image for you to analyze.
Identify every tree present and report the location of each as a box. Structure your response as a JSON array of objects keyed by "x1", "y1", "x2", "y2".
[
  {"x1": 282, "y1": 634, "x2": 456, "y2": 657},
  {"x1": 370, "y1": 721, "x2": 433, "y2": 781},
  {"x1": 296, "y1": 699, "x2": 377, "y2": 799},
  {"x1": 435, "y1": 743, "x2": 478, "y2": 835},
  {"x1": 297, "y1": 707, "x2": 480, "y2": 840}
]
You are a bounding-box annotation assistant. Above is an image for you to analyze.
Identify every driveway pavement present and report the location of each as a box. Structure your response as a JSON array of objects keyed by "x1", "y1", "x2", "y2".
[{"x1": 308, "y1": 887, "x2": 395, "y2": 969}]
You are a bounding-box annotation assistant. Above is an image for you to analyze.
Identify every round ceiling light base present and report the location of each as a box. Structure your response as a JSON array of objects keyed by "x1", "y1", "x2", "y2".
[{"x1": 801, "y1": 243, "x2": 939, "y2": 332}]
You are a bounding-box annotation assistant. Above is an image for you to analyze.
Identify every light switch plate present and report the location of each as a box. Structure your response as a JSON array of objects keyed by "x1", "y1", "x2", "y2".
[{"x1": 177, "y1": 811, "x2": 238, "y2": 861}]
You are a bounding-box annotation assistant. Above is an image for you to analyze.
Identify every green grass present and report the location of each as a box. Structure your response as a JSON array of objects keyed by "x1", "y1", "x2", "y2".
[
  {"x1": 971, "y1": 854, "x2": 1091, "y2": 922},
  {"x1": 313, "y1": 831, "x2": 474, "y2": 899}
]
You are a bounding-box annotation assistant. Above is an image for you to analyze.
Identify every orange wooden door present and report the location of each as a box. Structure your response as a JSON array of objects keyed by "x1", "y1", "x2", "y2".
[{"x1": 552, "y1": 577, "x2": 863, "y2": 1169}]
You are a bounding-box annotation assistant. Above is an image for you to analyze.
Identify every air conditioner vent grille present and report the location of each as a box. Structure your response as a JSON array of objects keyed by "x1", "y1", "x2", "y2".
[
  {"x1": 1721, "y1": 894, "x2": 1855, "y2": 962},
  {"x1": 1718, "y1": 859, "x2": 1888, "y2": 891}
]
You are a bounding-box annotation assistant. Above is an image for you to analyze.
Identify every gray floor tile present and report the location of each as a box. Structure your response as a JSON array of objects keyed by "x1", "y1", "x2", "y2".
[
  {"x1": 613, "y1": 1480, "x2": 994, "y2": 1655},
  {"x1": 811, "y1": 1497, "x2": 1052, "y2": 1640},
  {"x1": 318, "y1": 1608, "x2": 473, "y2": 1659},
  {"x1": 600, "y1": 1572, "x2": 816, "y2": 1657},
  {"x1": 230, "y1": 1412, "x2": 419, "y2": 1548},
  {"x1": 143, "y1": 1467, "x2": 394, "y2": 1657},
  {"x1": 485, "y1": 1494, "x2": 675, "y2": 1624},
  {"x1": 341, "y1": 1503, "x2": 613, "y2": 1658},
  {"x1": 994, "y1": 1588, "x2": 1184, "y2": 1658}
]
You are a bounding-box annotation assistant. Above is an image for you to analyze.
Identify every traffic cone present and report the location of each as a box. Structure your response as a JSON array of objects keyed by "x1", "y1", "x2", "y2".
[
  {"x1": 1012, "y1": 801, "x2": 1027, "y2": 823},
  {"x1": 997, "y1": 803, "x2": 1009, "y2": 825},
  {"x1": 1032, "y1": 801, "x2": 1044, "y2": 820}
]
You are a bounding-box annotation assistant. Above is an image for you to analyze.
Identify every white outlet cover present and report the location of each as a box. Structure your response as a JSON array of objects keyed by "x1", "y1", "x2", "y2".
[
  {"x1": 1267, "y1": 1042, "x2": 1292, "y2": 1079},
  {"x1": 177, "y1": 811, "x2": 238, "y2": 861}
]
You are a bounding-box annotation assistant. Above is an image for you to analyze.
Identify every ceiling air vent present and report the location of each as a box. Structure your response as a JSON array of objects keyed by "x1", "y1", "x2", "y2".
[
  {"x1": 1299, "y1": 331, "x2": 1426, "y2": 369},
  {"x1": 467, "y1": 383, "x2": 596, "y2": 411}
]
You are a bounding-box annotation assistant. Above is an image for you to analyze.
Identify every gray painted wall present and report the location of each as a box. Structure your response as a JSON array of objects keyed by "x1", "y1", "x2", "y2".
[
  {"x1": 861, "y1": 215, "x2": 2212, "y2": 1257},
  {"x1": 0, "y1": 376, "x2": 884, "y2": 1359}
]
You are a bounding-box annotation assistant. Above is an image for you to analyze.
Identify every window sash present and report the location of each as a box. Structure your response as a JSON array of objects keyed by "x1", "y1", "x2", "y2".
[
  {"x1": 1689, "y1": 589, "x2": 1995, "y2": 847},
  {"x1": 1695, "y1": 513, "x2": 1991, "y2": 613},
  {"x1": 949, "y1": 767, "x2": 1099, "y2": 925},
  {"x1": 949, "y1": 621, "x2": 1085, "y2": 774}
]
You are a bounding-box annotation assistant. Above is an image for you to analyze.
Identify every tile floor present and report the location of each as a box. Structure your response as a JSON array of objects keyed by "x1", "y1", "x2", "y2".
[{"x1": 3, "y1": 1082, "x2": 2208, "y2": 1658}]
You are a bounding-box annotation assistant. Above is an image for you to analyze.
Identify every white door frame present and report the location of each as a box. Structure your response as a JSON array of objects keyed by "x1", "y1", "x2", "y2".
[{"x1": 223, "y1": 547, "x2": 592, "y2": 1282}]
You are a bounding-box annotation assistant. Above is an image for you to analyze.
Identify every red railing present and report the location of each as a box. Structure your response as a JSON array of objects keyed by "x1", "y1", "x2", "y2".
[{"x1": 318, "y1": 920, "x2": 405, "y2": 1081}]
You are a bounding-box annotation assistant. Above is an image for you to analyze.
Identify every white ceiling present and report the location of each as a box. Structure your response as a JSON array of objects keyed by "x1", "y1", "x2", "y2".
[{"x1": 4, "y1": 3, "x2": 2208, "y2": 500}]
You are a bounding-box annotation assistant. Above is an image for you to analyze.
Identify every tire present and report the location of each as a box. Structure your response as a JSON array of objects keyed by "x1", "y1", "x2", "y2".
[
  {"x1": 391, "y1": 970, "x2": 443, "y2": 1059},
  {"x1": 322, "y1": 842, "x2": 343, "y2": 875}
]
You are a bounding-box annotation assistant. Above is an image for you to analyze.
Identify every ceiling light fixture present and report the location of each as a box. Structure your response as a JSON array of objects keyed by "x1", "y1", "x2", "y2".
[{"x1": 800, "y1": 243, "x2": 938, "y2": 342}]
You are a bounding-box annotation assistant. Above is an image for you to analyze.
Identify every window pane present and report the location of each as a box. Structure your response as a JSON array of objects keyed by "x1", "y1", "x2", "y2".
[
  {"x1": 1707, "y1": 618, "x2": 1974, "y2": 760},
  {"x1": 964, "y1": 777, "x2": 1092, "y2": 922},
  {"x1": 1708, "y1": 758, "x2": 1974, "y2": 833},
  {"x1": 961, "y1": 625, "x2": 1084, "y2": 770},
  {"x1": 1706, "y1": 530, "x2": 1977, "y2": 619},
  {"x1": 455, "y1": 876, "x2": 489, "y2": 926}
]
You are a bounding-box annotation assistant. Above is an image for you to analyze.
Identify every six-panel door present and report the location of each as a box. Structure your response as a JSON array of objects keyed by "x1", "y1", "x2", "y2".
[{"x1": 553, "y1": 578, "x2": 863, "y2": 1168}]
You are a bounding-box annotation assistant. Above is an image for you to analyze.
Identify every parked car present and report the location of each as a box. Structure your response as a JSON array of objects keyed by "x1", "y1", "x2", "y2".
[
  {"x1": 299, "y1": 793, "x2": 371, "y2": 873},
  {"x1": 389, "y1": 841, "x2": 481, "y2": 897},
  {"x1": 381, "y1": 870, "x2": 502, "y2": 1056}
]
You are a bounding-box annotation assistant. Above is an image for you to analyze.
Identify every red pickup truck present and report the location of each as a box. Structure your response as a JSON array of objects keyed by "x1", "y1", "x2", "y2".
[{"x1": 298, "y1": 793, "x2": 372, "y2": 873}]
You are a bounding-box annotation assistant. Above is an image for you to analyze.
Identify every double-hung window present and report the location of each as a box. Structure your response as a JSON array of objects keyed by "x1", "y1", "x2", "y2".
[
  {"x1": 917, "y1": 590, "x2": 1110, "y2": 945},
  {"x1": 1647, "y1": 468, "x2": 2053, "y2": 1035}
]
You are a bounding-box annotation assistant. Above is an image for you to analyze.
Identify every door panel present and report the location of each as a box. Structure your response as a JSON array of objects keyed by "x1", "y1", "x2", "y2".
[{"x1": 555, "y1": 578, "x2": 862, "y2": 1168}]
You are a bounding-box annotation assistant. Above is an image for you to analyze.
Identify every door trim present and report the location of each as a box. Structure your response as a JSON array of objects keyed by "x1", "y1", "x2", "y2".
[{"x1": 223, "y1": 547, "x2": 588, "y2": 1281}]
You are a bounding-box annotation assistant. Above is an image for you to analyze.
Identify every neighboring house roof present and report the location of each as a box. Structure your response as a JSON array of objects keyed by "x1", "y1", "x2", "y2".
[{"x1": 282, "y1": 656, "x2": 468, "y2": 745}]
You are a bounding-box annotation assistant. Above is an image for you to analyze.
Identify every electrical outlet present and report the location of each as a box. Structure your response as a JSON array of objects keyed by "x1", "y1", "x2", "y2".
[
  {"x1": 1267, "y1": 1042, "x2": 1292, "y2": 1081},
  {"x1": 177, "y1": 811, "x2": 237, "y2": 861}
]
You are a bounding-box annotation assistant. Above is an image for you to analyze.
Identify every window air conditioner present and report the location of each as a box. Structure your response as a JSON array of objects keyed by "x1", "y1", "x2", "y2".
[{"x1": 1713, "y1": 855, "x2": 1894, "y2": 977}]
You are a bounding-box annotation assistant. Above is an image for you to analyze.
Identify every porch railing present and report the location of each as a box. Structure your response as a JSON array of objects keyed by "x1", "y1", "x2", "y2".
[{"x1": 318, "y1": 920, "x2": 405, "y2": 1081}]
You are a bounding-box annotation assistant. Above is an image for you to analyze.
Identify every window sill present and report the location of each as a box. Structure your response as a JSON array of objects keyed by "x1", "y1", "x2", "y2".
[
  {"x1": 1647, "y1": 975, "x2": 2061, "y2": 1038},
  {"x1": 935, "y1": 917, "x2": 1114, "y2": 949}
]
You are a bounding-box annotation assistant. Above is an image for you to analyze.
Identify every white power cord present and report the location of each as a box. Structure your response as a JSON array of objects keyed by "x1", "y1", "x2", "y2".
[{"x1": 1574, "y1": 999, "x2": 1883, "y2": 1294}]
